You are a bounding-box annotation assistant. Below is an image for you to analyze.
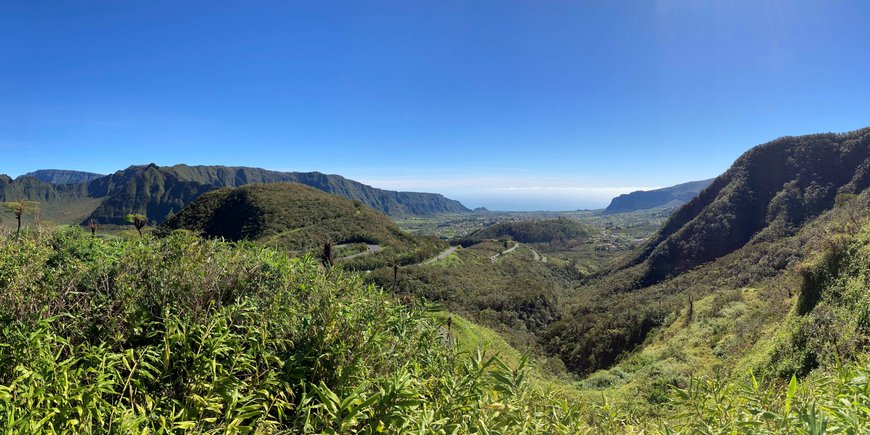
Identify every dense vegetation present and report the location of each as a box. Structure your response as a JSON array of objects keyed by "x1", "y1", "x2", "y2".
[
  {"x1": 4, "y1": 128, "x2": 870, "y2": 432},
  {"x1": 159, "y1": 183, "x2": 417, "y2": 250},
  {"x1": 3, "y1": 221, "x2": 870, "y2": 432},
  {"x1": 0, "y1": 175, "x2": 90, "y2": 203},
  {"x1": 455, "y1": 218, "x2": 592, "y2": 246},
  {"x1": 88, "y1": 165, "x2": 469, "y2": 224},
  {"x1": 0, "y1": 229, "x2": 591, "y2": 433},
  {"x1": 157, "y1": 183, "x2": 447, "y2": 271},
  {"x1": 370, "y1": 240, "x2": 578, "y2": 356},
  {"x1": 604, "y1": 178, "x2": 713, "y2": 214},
  {"x1": 624, "y1": 128, "x2": 870, "y2": 288},
  {"x1": 548, "y1": 190, "x2": 868, "y2": 377},
  {"x1": 1, "y1": 164, "x2": 470, "y2": 227}
]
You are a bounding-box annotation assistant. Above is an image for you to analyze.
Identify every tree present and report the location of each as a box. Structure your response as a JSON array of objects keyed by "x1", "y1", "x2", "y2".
[
  {"x1": 320, "y1": 240, "x2": 334, "y2": 268},
  {"x1": 835, "y1": 193, "x2": 861, "y2": 234},
  {"x1": 685, "y1": 291, "x2": 694, "y2": 327},
  {"x1": 125, "y1": 214, "x2": 148, "y2": 237},
  {"x1": 3, "y1": 201, "x2": 39, "y2": 236},
  {"x1": 88, "y1": 219, "x2": 99, "y2": 237}
]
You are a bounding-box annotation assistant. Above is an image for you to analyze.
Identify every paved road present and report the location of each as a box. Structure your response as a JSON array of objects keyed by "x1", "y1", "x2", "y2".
[
  {"x1": 491, "y1": 242, "x2": 520, "y2": 263},
  {"x1": 527, "y1": 247, "x2": 548, "y2": 263},
  {"x1": 425, "y1": 246, "x2": 458, "y2": 264},
  {"x1": 423, "y1": 241, "x2": 546, "y2": 267},
  {"x1": 338, "y1": 244, "x2": 383, "y2": 260}
]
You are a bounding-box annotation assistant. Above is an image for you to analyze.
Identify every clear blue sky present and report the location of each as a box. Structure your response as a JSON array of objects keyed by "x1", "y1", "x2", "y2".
[{"x1": 2, "y1": 1, "x2": 869, "y2": 210}]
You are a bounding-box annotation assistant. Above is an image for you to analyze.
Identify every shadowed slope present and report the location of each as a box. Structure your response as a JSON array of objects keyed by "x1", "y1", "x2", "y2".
[
  {"x1": 159, "y1": 182, "x2": 418, "y2": 251},
  {"x1": 624, "y1": 128, "x2": 870, "y2": 287}
]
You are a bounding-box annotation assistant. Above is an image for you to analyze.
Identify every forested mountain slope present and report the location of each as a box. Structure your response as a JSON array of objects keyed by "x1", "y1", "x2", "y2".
[
  {"x1": 546, "y1": 128, "x2": 870, "y2": 377},
  {"x1": 5, "y1": 200, "x2": 870, "y2": 432},
  {"x1": 623, "y1": 128, "x2": 870, "y2": 288},
  {"x1": 0, "y1": 174, "x2": 89, "y2": 202}
]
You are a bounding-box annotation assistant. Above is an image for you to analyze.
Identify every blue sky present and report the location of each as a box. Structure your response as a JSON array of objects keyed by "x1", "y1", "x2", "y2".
[{"x1": 2, "y1": 1, "x2": 869, "y2": 210}]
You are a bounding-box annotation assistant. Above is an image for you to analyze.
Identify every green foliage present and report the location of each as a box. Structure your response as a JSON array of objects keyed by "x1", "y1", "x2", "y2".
[
  {"x1": 2, "y1": 214, "x2": 870, "y2": 432},
  {"x1": 157, "y1": 183, "x2": 447, "y2": 269},
  {"x1": 456, "y1": 218, "x2": 592, "y2": 246},
  {"x1": 660, "y1": 360, "x2": 870, "y2": 433},
  {"x1": 159, "y1": 183, "x2": 423, "y2": 251},
  {"x1": 0, "y1": 229, "x2": 588, "y2": 433},
  {"x1": 768, "y1": 222, "x2": 870, "y2": 377},
  {"x1": 368, "y1": 242, "x2": 575, "y2": 354},
  {"x1": 625, "y1": 128, "x2": 870, "y2": 288},
  {"x1": 551, "y1": 141, "x2": 870, "y2": 377}
]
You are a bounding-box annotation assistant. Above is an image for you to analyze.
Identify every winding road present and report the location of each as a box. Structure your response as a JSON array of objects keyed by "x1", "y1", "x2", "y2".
[
  {"x1": 527, "y1": 246, "x2": 547, "y2": 263},
  {"x1": 417, "y1": 241, "x2": 550, "y2": 267},
  {"x1": 490, "y1": 242, "x2": 520, "y2": 263},
  {"x1": 425, "y1": 246, "x2": 459, "y2": 264},
  {"x1": 337, "y1": 244, "x2": 383, "y2": 260}
]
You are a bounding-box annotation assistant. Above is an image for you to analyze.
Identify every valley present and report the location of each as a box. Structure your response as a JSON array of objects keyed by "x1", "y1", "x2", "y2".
[
  {"x1": 7, "y1": 1, "x2": 869, "y2": 431},
  {"x1": 3, "y1": 128, "x2": 870, "y2": 433}
]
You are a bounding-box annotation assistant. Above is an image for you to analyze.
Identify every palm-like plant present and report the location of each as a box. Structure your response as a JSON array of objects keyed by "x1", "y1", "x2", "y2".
[
  {"x1": 88, "y1": 219, "x2": 99, "y2": 237},
  {"x1": 125, "y1": 214, "x2": 148, "y2": 236},
  {"x1": 3, "y1": 201, "x2": 39, "y2": 236}
]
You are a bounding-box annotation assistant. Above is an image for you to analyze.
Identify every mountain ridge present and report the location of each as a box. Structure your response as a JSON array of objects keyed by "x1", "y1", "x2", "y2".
[
  {"x1": 1, "y1": 164, "x2": 470, "y2": 225},
  {"x1": 16, "y1": 169, "x2": 105, "y2": 185},
  {"x1": 624, "y1": 127, "x2": 870, "y2": 287},
  {"x1": 603, "y1": 178, "x2": 714, "y2": 214}
]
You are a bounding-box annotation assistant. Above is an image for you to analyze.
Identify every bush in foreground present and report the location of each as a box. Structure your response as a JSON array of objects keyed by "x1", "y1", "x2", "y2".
[{"x1": 0, "y1": 229, "x2": 584, "y2": 433}]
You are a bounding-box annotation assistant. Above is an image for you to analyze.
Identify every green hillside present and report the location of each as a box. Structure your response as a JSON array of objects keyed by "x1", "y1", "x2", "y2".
[
  {"x1": 0, "y1": 174, "x2": 89, "y2": 203},
  {"x1": 5, "y1": 128, "x2": 870, "y2": 432},
  {"x1": 0, "y1": 230, "x2": 591, "y2": 433},
  {"x1": 456, "y1": 217, "x2": 592, "y2": 246},
  {"x1": 3, "y1": 210, "x2": 870, "y2": 432},
  {"x1": 625, "y1": 128, "x2": 870, "y2": 288},
  {"x1": 370, "y1": 240, "x2": 579, "y2": 355},
  {"x1": 159, "y1": 182, "x2": 418, "y2": 251},
  {"x1": 543, "y1": 128, "x2": 870, "y2": 377}
]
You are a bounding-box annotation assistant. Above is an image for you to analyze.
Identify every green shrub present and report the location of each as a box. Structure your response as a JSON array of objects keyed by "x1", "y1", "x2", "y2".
[{"x1": 0, "y1": 229, "x2": 588, "y2": 433}]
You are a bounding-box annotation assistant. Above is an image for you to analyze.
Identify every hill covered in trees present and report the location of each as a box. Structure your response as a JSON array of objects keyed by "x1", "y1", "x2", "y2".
[
  {"x1": 456, "y1": 218, "x2": 592, "y2": 246},
  {"x1": 622, "y1": 128, "x2": 870, "y2": 287},
  {"x1": 5, "y1": 128, "x2": 870, "y2": 432},
  {"x1": 159, "y1": 183, "x2": 418, "y2": 251},
  {"x1": 159, "y1": 183, "x2": 447, "y2": 270},
  {"x1": 544, "y1": 128, "x2": 870, "y2": 378},
  {"x1": 603, "y1": 179, "x2": 713, "y2": 214},
  {"x1": 0, "y1": 164, "x2": 470, "y2": 226}
]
